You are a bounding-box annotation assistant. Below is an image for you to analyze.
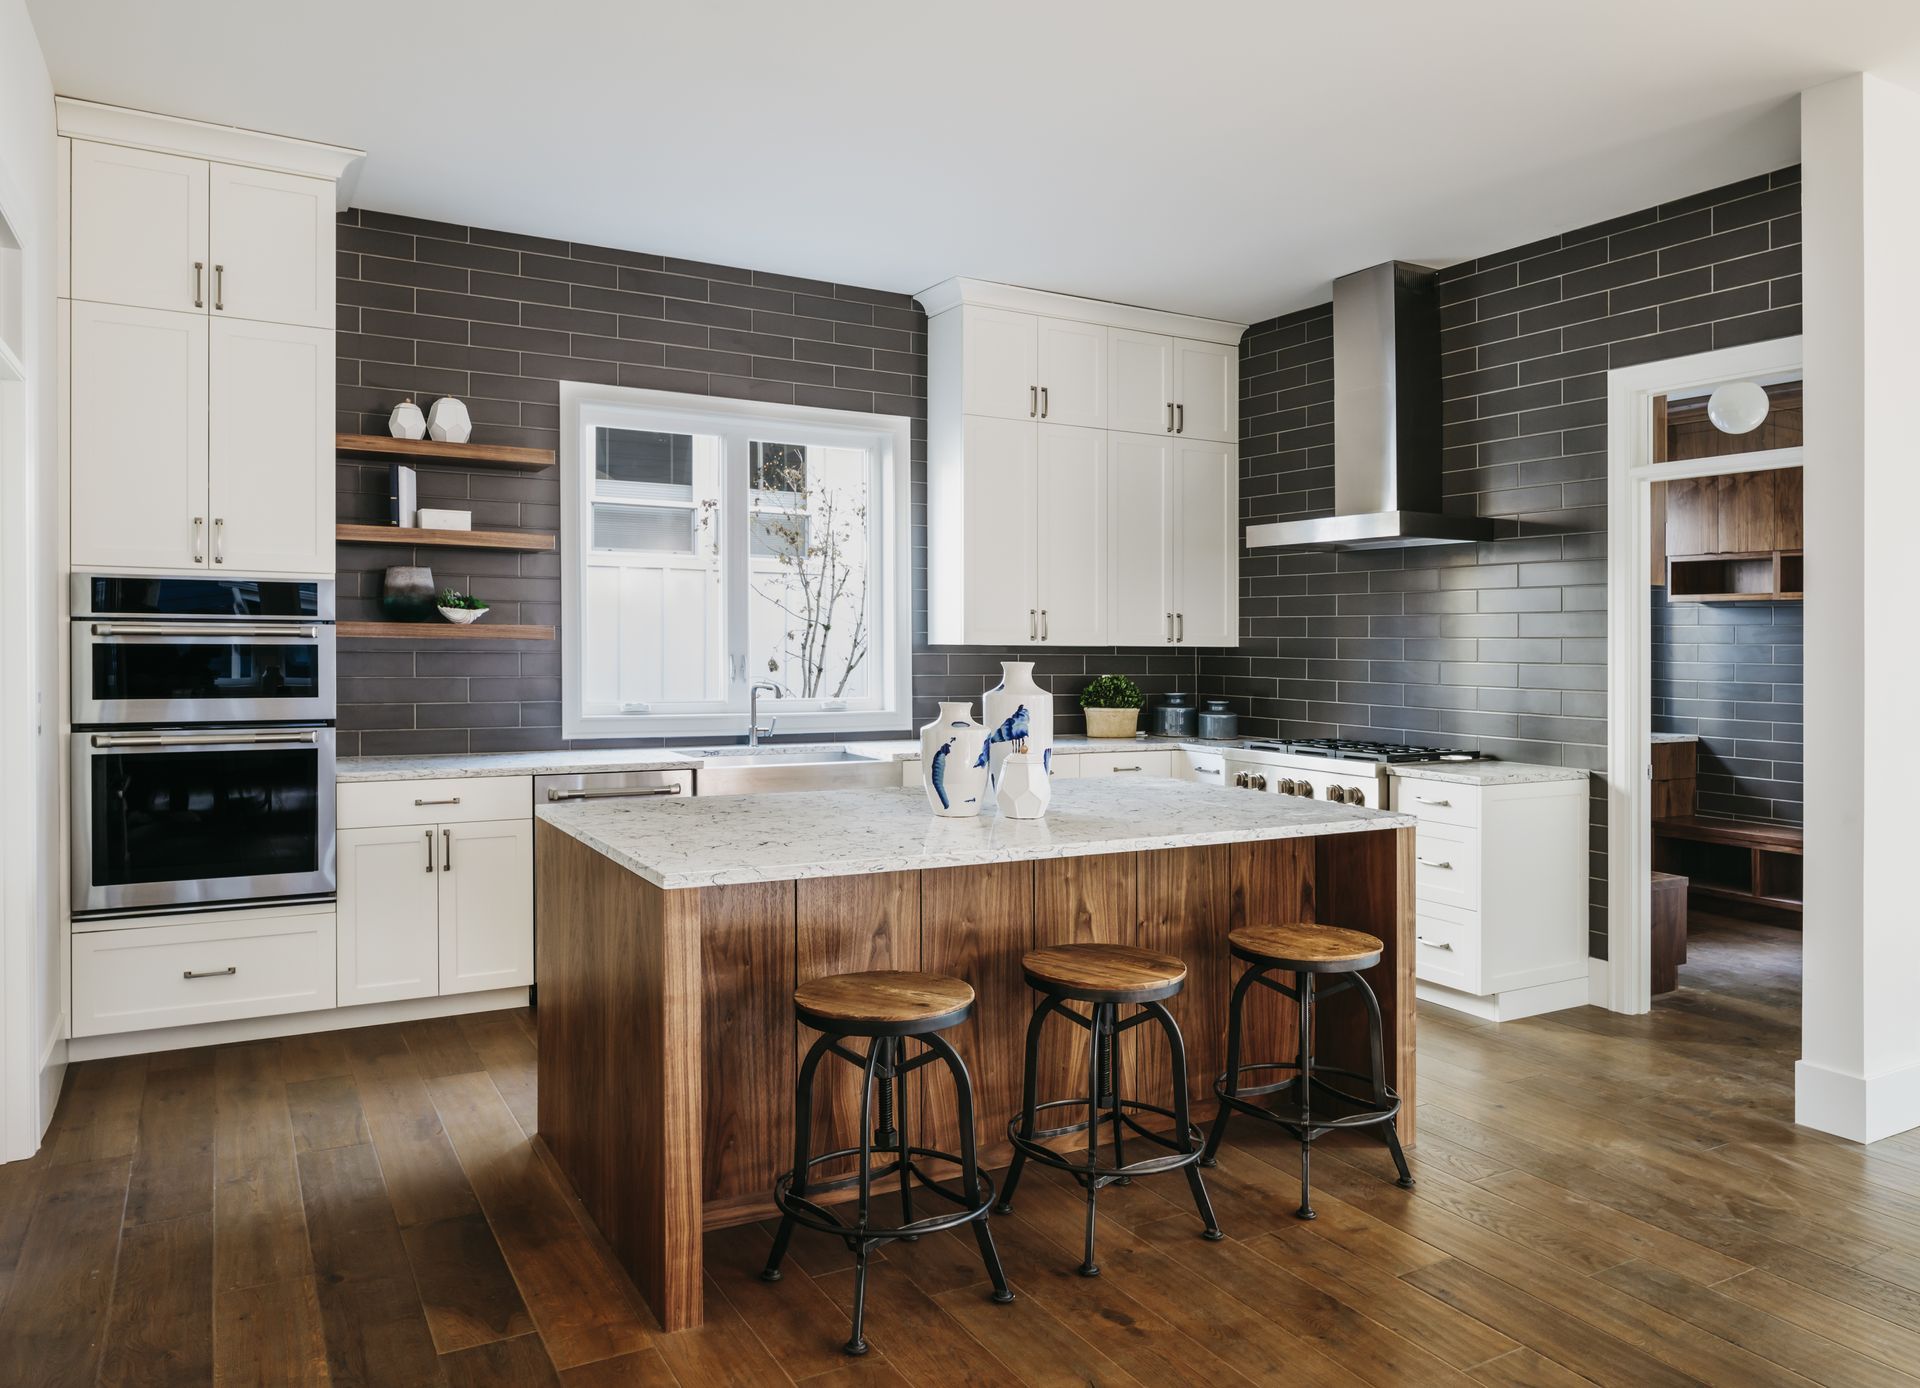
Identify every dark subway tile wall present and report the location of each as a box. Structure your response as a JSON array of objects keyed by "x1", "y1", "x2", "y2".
[
  {"x1": 1206, "y1": 167, "x2": 1802, "y2": 958},
  {"x1": 1652, "y1": 587, "x2": 1802, "y2": 824},
  {"x1": 334, "y1": 209, "x2": 1202, "y2": 755}
]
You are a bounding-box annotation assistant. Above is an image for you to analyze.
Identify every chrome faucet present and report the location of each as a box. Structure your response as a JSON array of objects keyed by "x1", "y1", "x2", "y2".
[{"x1": 748, "y1": 681, "x2": 783, "y2": 746}]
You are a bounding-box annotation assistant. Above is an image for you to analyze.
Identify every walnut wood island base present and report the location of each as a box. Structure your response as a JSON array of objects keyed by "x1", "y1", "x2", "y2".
[{"x1": 532, "y1": 780, "x2": 1416, "y2": 1330}]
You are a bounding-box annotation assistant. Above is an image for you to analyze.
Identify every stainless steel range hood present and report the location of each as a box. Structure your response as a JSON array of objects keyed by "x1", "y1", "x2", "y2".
[{"x1": 1245, "y1": 261, "x2": 1494, "y2": 551}]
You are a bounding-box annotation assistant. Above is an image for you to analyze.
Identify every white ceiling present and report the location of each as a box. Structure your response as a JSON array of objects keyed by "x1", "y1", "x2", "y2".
[{"x1": 27, "y1": 0, "x2": 1920, "y2": 322}]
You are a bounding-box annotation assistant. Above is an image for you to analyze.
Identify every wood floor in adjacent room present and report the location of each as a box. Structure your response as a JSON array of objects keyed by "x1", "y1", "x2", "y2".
[{"x1": 6, "y1": 917, "x2": 1920, "y2": 1385}]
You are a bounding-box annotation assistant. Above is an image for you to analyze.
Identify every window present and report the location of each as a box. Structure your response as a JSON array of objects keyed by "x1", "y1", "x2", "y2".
[{"x1": 561, "y1": 383, "x2": 911, "y2": 739}]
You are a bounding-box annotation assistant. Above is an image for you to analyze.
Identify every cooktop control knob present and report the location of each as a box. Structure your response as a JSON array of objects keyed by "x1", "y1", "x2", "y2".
[
  {"x1": 1347, "y1": 785, "x2": 1366, "y2": 806},
  {"x1": 1233, "y1": 771, "x2": 1249, "y2": 787},
  {"x1": 1249, "y1": 773, "x2": 1268, "y2": 791},
  {"x1": 1327, "y1": 785, "x2": 1347, "y2": 803}
]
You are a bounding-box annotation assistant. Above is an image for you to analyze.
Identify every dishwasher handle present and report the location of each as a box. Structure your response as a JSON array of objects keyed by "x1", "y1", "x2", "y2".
[{"x1": 545, "y1": 783, "x2": 686, "y2": 802}]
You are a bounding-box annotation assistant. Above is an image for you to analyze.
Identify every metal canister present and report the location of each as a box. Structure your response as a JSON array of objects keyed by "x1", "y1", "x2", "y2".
[
  {"x1": 1196, "y1": 698, "x2": 1238, "y2": 740},
  {"x1": 1149, "y1": 692, "x2": 1198, "y2": 738}
]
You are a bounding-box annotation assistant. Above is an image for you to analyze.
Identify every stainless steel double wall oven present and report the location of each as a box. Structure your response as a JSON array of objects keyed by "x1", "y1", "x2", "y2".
[{"x1": 71, "y1": 575, "x2": 338, "y2": 918}]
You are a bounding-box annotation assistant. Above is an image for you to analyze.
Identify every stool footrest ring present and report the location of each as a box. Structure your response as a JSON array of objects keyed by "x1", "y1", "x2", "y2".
[
  {"x1": 771, "y1": 1144, "x2": 997, "y2": 1244},
  {"x1": 1213, "y1": 1070, "x2": 1402, "y2": 1138},
  {"x1": 1006, "y1": 1097, "x2": 1207, "y2": 1186}
]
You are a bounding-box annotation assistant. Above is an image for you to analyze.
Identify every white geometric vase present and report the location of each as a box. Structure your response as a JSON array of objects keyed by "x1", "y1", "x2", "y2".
[
  {"x1": 982, "y1": 661, "x2": 1054, "y2": 787},
  {"x1": 426, "y1": 396, "x2": 473, "y2": 444},
  {"x1": 919, "y1": 702, "x2": 989, "y2": 817},
  {"x1": 388, "y1": 398, "x2": 426, "y2": 440},
  {"x1": 995, "y1": 749, "x2": 1051, "y2": 819}
]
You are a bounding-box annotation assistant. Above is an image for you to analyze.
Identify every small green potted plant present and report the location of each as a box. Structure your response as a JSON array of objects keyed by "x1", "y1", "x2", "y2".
[
  {"x1": 437, "y1": 588, "x2": 489, "y2": 625},
  {"x1": 1079, "y1": 673, "x2": 1145, "y2": 738}
]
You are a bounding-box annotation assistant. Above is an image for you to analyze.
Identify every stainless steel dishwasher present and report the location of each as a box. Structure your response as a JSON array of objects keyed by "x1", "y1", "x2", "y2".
[{"x1": 533, "y1": 767, "x2": 696, "y2": 805}]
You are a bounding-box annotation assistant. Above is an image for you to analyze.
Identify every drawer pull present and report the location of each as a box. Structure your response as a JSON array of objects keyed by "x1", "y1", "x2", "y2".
[
  {"x1": 1111, "y1": 765, "x2": 1142, "y2": 772},
  {"x1": 414, "y1": 796, "x2": 462, "y2": 806},
  {"x1": 1195, "y1": 765, "x2": 1220, "y2": 775},
  {"x1": 182, "y1": 966, "x2": 236, "y2": 979},
  {"x1": 1417, "y1": 858, "x2": 1454, "y2": 870},
  {"x1": 1416, "y1": 937, "x2": 1453, "y2": 952},
  {"x1": 1416, "y1": 796, "x2": 1452, "y2": 807}
]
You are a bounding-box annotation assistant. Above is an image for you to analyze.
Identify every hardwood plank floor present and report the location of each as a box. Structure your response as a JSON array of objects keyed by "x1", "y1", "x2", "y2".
[{"x1": 6, "y1": 917, "x2": 1918, "y2": 1385}]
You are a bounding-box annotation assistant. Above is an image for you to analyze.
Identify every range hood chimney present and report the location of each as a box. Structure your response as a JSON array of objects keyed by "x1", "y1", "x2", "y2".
[{"x1": 1245, "y1": 261, "x2": 1494, "y2": 551}]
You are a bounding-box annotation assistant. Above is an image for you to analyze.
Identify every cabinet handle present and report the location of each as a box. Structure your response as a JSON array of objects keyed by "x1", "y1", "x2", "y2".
[
  {"x1": 1040, "y1": 386, "x2": 1049, "y2": 419},
  {"x1": 191, "y1": 516, "x2": 205, "y2": 563},
  {"x1": 424, "y1": 829, "x2": 434, "y2": 872},
  {"x1": 1111, "y1": 764, "x2": 1142, "y2": 772},
  {"x1": 1166, "y1": 402, "x2": 1174, "y2": 433},
  {"x1": 1165, "y1": 612, "x2": 1174, "y2": 642},
  {"x1": 1029, "y1": 608, "x2": 1037, "y2": 641},
  {"x1": 212, "y1": 518, "x2": 225, "y2": 564},
  {"x1": 443, "y1": 828, "x2": 452, "y2": 872},
  {"x1": 1196, "y1": 765, "x2": 1220, "y2": 775},
  {"x1": 214, "y1": 264, "x2": 225, "y2": 311},
  {"x1": 1030, "y1": 386, "x2": 1037, "y2": 418},
  {"x1": 1176, "y1": 612, "x2": 1184, "y2": 642},
  {"x1": 413, "y1": 796, "x2": 461, "y2": 806},
  {"x1": 1415, "y1": 796, "x2": 1452, "y2": 807},
  {"x1": 1176, "y1": 403, "x2": 1185, "y2": 434},
  {"x1": 1417, "y1": 936, "x2": 1454, "y2": 951},
  {"x1": 1040, "y1": 609, "x2": 1048, "y2": 640},
  {"x1": 182, "y1": 966, "x2": 236, "y2": 979},
  {"x1": 1417, "y1": 857, "x2": 1454, "y2": 870},
  {"x1": 193, "y1": 261, "x2": 204, "y2": 309}
]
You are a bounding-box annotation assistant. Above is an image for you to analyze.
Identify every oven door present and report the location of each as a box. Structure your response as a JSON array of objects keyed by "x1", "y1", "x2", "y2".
[
  {"x1": 72, "y1": 726, "x2": 337, "y2": 917},
  {"x1": 73, "y1": 621, "x2": 335, "y2": 725}
]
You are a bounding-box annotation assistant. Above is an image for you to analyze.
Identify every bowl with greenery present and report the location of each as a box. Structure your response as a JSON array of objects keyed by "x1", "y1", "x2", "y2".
[
  {"x1": 1079, "y1": 673, "x2": 1145, "y2": 738},
  {"x1": 437, "y1": 589, "x2": 490, "y2": 625}
]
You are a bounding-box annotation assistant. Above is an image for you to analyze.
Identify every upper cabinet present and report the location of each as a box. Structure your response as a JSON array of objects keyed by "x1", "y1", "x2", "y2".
[
  {"x1": 922, "y1": 278, "x2": 1243, "y2": 647},
  {"x1": 58, "y1": 101, "x2": 361, "y2": 578}
]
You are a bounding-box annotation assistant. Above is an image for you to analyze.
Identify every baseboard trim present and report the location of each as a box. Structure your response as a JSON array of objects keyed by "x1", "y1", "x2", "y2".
[
  {"x1": 1795, "y1": 1056, "x2": 1920, "y2": 1144},
  {"x1": 37, "y1": 1011, "x2": 67, "y2": 1145},
  {"x1": 66, "y1": 988, "x2": 529, "y2": 1062},
  {"x1": 1417, "y1": 974, "x2": 1589, "y2": 1023},
  {"x1": 1588, "y1": 955, "x2": 1613, "y2": 1009}
]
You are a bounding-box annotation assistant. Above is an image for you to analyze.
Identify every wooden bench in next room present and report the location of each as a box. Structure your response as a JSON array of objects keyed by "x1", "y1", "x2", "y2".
[{"x1": 1652, "y1": 815, "x2": 1803, "y2": 917}]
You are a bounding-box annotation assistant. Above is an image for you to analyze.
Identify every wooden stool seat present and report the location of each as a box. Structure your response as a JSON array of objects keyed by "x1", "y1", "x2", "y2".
[
  {"x1": 1021, "y1": 944, "x2": 1187, "y2": 1004},
  {"x1": 1228, "y1": 923, "x2": 1382, "y2": 974},
  {"x1": 793, "y1": 971, "x2": 974, "y2": 1036}
]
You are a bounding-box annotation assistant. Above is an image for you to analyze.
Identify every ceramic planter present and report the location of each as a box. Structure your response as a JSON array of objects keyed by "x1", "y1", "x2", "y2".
[
  {"x1": 1084, "y1": 706, "x2": 1141, "y2": 738},
  {"x1": 995, "y1": 750, "x2": 1051, "y2": 819},
  {"x1": 438, "y1": 605, "x2": 489, "y2": 625},
  {"x1": 982, "y1": 661, "x2": 1054, "y2": 785},
  {"x1": 919, "y1": 702, "x2": 989, "y2": 817}
]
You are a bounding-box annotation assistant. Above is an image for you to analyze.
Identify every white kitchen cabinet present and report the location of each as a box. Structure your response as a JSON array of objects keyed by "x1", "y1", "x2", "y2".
[
  {"x1": 1035, "y1": 425, "x2": 1107, "y2": 644},
  {"x1": 1105, "y1": 433, "x2": 1236, "y2": 646},
  {"x1": 337, "y1": 824, "x2": 442, "y2": 1005},
  {"x1": 1173, "y1": 338, "x2": 1238, "y2": 443},
  {"x1": 1107, "y1": 433, "x2": 1173, "y2": 646},
  {"x1": 69, "y1": 141, "x2": 209, "y2": 314},
  {"x1": 1108, "y1": 329, "x2": 1175, "y2": 436},
  {"x1": 1172, "y1": 438, "x2": 1238, "y2": 645},
  {"x1": 209, "y1": 318, "x2": 334, "y2": 574},
  {"x1": 1035, "y1": 317, "x2": 1107, "y2": 428},
  {"x1": 209, "y1": 164, "x2": 335, "y2": 328},
  {"x1": 1178, "y1": 749, "x2": 1227, "y2": 784},
  {"x1": 960, "y1": 306, "x2": 1039, "y2": 421},
  {"x1": 70, "y1": 300, "x2": 210, "y2": 571},
  {"x1": 1075, "y1": 749, "x2": 1172, "y2": 778},
  {"x1": 439, "y1": 819, "x2": 535, "y2": 994},
  {"x1": 956, "y1": 414, "x2": 1039, "y2": 644}
]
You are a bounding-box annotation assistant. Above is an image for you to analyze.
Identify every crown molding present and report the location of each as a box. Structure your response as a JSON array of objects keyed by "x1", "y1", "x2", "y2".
[
  {"x1": 914, "y1": 276, "x2": 1245, "y2": 345},
  {"x1": 55, "y1": 98, "x2": 364, "y2": 207}
]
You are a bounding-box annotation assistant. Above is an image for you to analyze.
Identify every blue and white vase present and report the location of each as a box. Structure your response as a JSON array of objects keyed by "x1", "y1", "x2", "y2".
[
  {"x1": 982, "y1": 661, "x2": 1054, "y2": 787},
  {"x1": 919, "y1": 702, "x2": 989, "y2": 817}
]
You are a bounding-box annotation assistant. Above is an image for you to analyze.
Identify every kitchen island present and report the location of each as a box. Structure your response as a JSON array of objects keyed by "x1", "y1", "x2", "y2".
[{"x1": 534, "y1": 778, "x2": 1416, "y2": 1330}]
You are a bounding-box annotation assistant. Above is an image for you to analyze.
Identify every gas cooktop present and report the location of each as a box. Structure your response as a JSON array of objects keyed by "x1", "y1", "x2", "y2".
[{"x1": 1243, "y1": 738, "x2": 1488, "y2": 765}]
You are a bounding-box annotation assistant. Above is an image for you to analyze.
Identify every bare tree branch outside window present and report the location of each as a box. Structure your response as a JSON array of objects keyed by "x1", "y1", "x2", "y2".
[{"x1": 750, "y1": 444, "x2": 870, "y2": 699}]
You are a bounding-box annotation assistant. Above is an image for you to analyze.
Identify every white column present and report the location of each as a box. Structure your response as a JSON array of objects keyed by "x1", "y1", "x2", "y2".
[{"x1": 1798, "y1": 73, "x2": 1920, "y2": 1143}]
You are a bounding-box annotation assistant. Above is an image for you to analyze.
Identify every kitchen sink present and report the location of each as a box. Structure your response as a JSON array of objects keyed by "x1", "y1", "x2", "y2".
[
  {"x1": 670, "y1": 743, "x2": 902, "y2": 795},
  {"x1": 683, "y1": 745, "x2": 883, "y2": 764}
]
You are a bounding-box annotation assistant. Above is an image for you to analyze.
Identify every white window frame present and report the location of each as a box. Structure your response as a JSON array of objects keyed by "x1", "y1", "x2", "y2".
[{"x1": 560, "y1": 381, "x2": 913, "y2": 740}]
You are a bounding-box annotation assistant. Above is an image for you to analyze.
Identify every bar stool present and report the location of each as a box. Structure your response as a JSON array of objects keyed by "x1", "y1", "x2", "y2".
[
  {"x1": 994, "y1": 943, "x2": 1222, "y2": 1276},
  {"x1": 1199, "y1": 923, "x2": 1412, "y2": 1220},
  {"x1": 762, "y1": 969, "x2": 1013, "y2": 1356}
]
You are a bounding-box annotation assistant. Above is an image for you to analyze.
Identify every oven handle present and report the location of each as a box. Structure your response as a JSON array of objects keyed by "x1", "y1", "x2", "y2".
[
  {"x1": 89, "y1": 623, "x2": 323, "y2": 640},
  {"x1": 89, "y1": 730, "x2": 321, "y2": 748}
]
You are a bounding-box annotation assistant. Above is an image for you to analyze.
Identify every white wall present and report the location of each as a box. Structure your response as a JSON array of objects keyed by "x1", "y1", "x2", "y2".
[
  {"x1": 0, "y1": 0, "x2": 61, "y2": 1162},
  {"x1": 1798, "y1": 73, "x2": 1920, "y2": 1143}
]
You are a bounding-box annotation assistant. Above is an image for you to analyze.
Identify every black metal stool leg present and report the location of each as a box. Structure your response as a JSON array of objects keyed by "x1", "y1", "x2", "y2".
[
  {"x1": 1295, "y1": 972, "x2": 1316, "y2": 1221},
  {"x1": 1104, "y1": 1006, "x2": 1129, "y2": 1183},
  {"x1": 995, "y1": 997, "x2": 1054, "y2": 1215},
  {"x1": 1353, "y1": 971, "x2": 1414, "y2": 1189},
  {"x1": 922, "y1": 1030, "x2": 1015, "y2": 1305},
  {"x1": 1202, "y1": 965, "x2": 1261, "y2": 1168},
  {"x1": 1146, "y1": 1001, "x2": 1223, "y2": 1240},
  {"x1": 1079, "y1": 1003, "x2": 1106, "y2": 1277},
  {"x1": 846, "y1": 1241, "x2": 872, "y2": 1356},
  {"x1": 842, "y1": 1040, "x2": 884, "y2": 1355},
  {"x1": 764, "y1": 1030, "x2": 836, "y2": 1282},
  {"x1": 890, "y1": 1039, "x2": 919, "y2": 1236}
]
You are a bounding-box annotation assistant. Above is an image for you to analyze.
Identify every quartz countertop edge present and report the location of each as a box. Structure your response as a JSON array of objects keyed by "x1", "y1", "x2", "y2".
[
  {"x1": 1650, "y1": 732, "x2": 1700, "y2": 744},
  {"x1": 535, "y1": 779, "x2": 1417, "y2": 889},
  {"x1": 1385, "y1": 762, "x2": 1590, "y2": 786}
]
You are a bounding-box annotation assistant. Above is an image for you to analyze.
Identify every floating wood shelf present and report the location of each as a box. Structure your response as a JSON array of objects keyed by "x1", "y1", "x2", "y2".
[
  {"x1": 335, "y1": 433, "x2": 556, "y2": 471},
  {"x1": 336, "y1": 523, "x2": 556, "y2": 552},
  {"x1": 338, "y1": 621, "x2": 554, "y2": 641}
]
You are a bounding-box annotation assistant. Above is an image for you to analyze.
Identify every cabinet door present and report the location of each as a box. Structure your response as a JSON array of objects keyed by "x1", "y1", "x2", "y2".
[
  {"x1": 1036, "y1": 424, "x2": 1106, "y2": 644},
  {"x1": 209, "y1": 318, "x2": 334, "y2": 575},
  {"x1": 1174, "y1": 338, "x2": 1238, "y2": 443},
  {"x1": 70, "y1": 301, "x2": 209, "y2": 571},
  {"x1": 1173, "y1": 439, "x2": 1238, "y2": 646},
  {"x1": 960, "y1": 307, "x2": 1038, "y2": 421},
  {"x1": 1107, "y1": 432, "x2": 1172, "y2": 646},
  {"x1": 209, "y1": 164, "x2": 335, "y2": 328},
  {"x1": 958, "y1": 415, "x2": 1039, "y2": 644},
  {"x1": 70, "y1": 142, "x2": 208, "y2": 314},
  {"x1": 1663, "y1": 476, "x2": 1718, "y2": 556},
  {"x1": 337, "y1": 825, "x2": 441, "y2": 1005},
  {"x1": 1108, "y1": 328, "x2": 1174, "y2": 436},
  {"x1": 1035, "y1": 317, "x2": 1106, "y2": 428},
  {"x1": 1773, "y1": 466, "x2": 1803, "y2": 550},
  {"x1": 1717, "y1": 469, "x2": 1776, "y2": 554},
  {"x1": 439, "y1": 819, "x2": 534, "y2": 994}
]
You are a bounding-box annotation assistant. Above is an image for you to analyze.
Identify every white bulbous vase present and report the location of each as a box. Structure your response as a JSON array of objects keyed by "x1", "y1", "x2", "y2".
[
  {"x1": 995, "y1": 750, "x2": 1051, "y2": 819},
  {"x1": 919, "y1": 702, "x2": 989, "y2": 817},
  {"x1": 388, "y1": 398, "x2": 426, "y2": 440},
  {"x1": 426, "y1": 396, "x2": 473, "y2": 444},
  {"x1": 982, "y1": 661, "x2": 1054, "y2": 788}
]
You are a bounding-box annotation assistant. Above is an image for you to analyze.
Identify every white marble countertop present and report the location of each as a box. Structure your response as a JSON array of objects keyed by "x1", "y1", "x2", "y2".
[
  {"x1": 1387, "y1": 761, "x2": 1590, "y2": 787},
  {"x1": 536, "y1": 776, "x2": 1415, "y2": 889},
  {"x1": 1650, "y1": 732, "x2": 1699, "y2": 744}
]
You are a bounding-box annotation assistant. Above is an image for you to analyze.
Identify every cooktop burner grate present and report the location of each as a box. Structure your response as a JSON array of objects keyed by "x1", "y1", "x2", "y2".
[{"x1": 1249, "y1": 738, "x2": 1488, "y2": 764}]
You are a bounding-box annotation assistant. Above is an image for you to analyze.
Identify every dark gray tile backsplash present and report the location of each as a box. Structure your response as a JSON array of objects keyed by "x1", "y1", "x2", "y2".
[{"x1": 1208, "y1": 167, "x2": 1802, "y2": 958}]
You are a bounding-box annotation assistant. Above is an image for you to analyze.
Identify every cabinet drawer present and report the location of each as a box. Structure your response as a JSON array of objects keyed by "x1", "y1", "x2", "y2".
[
  {"x1": 337, "y1": 775, "x2": 530, "y2": 829},
  {"x1": 1179, "y1": 750, "x2": 1227, "y2": 784},
  {"x1": 1075, "y1": 749, "x2": 1172, "y2": 778},
  {"x1": 1413, "y1": 900, "x2": 1482, "y2": 994},
  {"x1": 1414, "y1": 819, "x2": 1481, "y2": 911},
  {"x1": 1047, "y1": 752, "x2": 1080, "y2": 779},
  {"x1": 1394, "y1": 777, "x2": 1480, "y2": 827},
  {"x1": 73, "y1": 908, "x2": 335, "y2": 1037}
]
